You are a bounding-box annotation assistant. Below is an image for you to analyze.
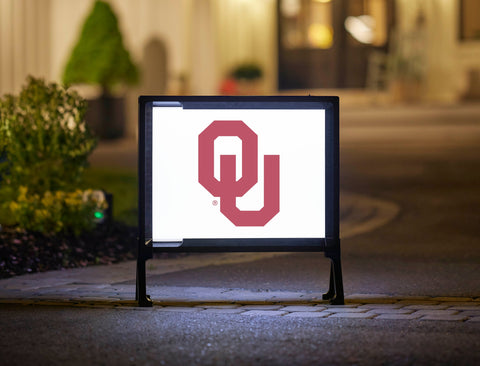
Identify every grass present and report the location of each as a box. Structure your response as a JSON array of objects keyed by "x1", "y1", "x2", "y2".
[{"x1": 82, "y1": 167, "x2": 138, "y2": 226}]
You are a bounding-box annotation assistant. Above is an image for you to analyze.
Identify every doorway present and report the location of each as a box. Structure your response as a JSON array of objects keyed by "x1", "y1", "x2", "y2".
[{"x1": 278, "y1": 0, "x2": 394, "y2": 89}]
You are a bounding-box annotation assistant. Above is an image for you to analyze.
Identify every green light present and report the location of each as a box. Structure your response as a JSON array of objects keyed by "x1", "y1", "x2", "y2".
[{"x1": 94, "y1": 211, "x2": 104, "y2": 219}]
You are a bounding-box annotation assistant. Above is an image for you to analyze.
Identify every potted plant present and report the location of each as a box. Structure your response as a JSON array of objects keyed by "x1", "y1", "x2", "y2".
[
  {"x1": 220, "y1": 62, "x2": 264, "y2": 95},
  {"x1": 387, "y1": 13, "x2": 427, "y2": 103},
  {"x1": 62, "y1": 0, "x2": 139, "y2": 139}
]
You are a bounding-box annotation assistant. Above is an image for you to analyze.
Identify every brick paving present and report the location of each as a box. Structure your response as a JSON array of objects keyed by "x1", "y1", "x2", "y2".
[
  {"x1": 1, "y1": 289, "x2": 479, "y2": 322},
  {"x1": 329, "y1": 312, "x2": 377, "y2": 319},
  {"x1": 241, "y1": 310, "x2": 288, "y2": 316},
  {"x1": 284, "y1": 311, "x2": 331, "y2": 318},
  {"x1": 0, "y1": 254, "x2": 478, "y2": 322}
]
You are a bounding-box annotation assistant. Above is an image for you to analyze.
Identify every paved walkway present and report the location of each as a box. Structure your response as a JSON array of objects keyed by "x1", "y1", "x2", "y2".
[
  {"x1": 1, "y1": 250, "x2": 479, "y2": 322},
  {"x1": 1, "y1": 187, "x2": 478, "y2": 322},
  {"x1": 1, "y1": 289, "x2": 479, "y2": 322},
  {"x1": 0, "y1": 191, "x2": 406, "y2": 318}
]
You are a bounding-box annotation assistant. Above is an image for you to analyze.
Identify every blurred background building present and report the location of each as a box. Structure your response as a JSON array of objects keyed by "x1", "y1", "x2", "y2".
[{"x1": 1, "y1": 0, "x2": 479, "y2": 138}]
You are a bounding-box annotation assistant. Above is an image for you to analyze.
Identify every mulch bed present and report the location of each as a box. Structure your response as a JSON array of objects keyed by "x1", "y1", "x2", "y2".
[{"x1": 0, "y1": 222, "x2": 139, "y2": 279}]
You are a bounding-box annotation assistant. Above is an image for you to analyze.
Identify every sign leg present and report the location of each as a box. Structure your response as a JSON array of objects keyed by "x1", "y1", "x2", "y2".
[
  {"x1": 323, "y1": 249, "x2": 345, "y2": 305},
  {"x1": 136, "y1": 256, "x2": 153, "y2": 307},
  {"x1": 322, "y1": 263, "x2": 335, "y2": 301}
]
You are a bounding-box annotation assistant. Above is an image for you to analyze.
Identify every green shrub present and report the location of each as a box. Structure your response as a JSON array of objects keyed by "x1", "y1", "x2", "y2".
[
  {"x1": 231, "y1": 63, "x2": 263, "y2": 80},
  {"x1": 62, "y1": 0, "x2": 139, "y2": 93},
  {"x1": 9, "y1": 187, "x2": 107, "y2": 236},
  {"x1": 0, "y1": 76, "x2": 97, "y2": 195},
  {"x1": 0, "y1": 76, "x2": 100, "y2": 234}
]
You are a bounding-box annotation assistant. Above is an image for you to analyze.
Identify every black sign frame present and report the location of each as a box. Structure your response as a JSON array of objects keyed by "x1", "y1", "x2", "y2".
[{"x1": 137, "y1": 96, "x2": 343, "y2": 306}]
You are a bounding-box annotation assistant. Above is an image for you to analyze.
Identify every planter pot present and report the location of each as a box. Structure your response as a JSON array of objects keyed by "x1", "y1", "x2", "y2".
[
  {"x1": 85, "y1": 95, "x2": 126, "y2": 140},
  {"x1": 236, "y1": 79, "x2": 263, "y2": 95},
  {"x1": 463, "y1": 69, "x2": 480, "y2": 100},
  {"x1": 390, "y1": 79, "x2": 421, "y2": 103}
]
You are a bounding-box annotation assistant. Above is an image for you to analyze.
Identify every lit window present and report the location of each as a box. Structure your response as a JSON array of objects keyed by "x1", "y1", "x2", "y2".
[{"x1": 280, "y1": 0, "x2": 333, "y2": 49}]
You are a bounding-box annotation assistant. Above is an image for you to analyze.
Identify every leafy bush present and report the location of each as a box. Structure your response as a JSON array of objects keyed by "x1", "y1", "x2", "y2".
[
  {"x1": 0, "y1": 76, "x2": 96, "y2": 195},
  {"x1": 0, "y1": 76, "x2": 100, "y2": 234},
  {"x1": 9, "y1": 187, "x2": 107, "y2": 236}
]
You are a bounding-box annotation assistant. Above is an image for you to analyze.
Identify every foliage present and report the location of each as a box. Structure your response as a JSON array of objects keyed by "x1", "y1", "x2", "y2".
[
  {"x1": 0, "y1": 76, "x2": 99, "y2": 235},
  {"x1": 0, "y1": 109, "x2": 7, "y2": 154},
  {"x1": 0, "y1": 187, "x2": 15, "y2": 226},
  {"x1": 9, "y1": 187, "x2": 107, "y2": 236},
  {"x1": 231, "y1": 63, "x2": 263, "y2": 80},
  {"x1": 62, "y1": 0, "x2": 139, "y2": 93},
  {"x1": 0, "y1": 76, "x2": 96, "y2": 195}
]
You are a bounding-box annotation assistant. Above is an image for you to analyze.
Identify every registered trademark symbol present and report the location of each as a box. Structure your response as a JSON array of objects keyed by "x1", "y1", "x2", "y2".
[{"x1": 212, "y1": 200, "x2": 218, "y2": 206}]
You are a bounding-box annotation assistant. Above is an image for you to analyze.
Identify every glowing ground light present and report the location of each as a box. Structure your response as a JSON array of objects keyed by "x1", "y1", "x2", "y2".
[{"x1": 94, "y1": 211, "x2": 104, "y2": 219}]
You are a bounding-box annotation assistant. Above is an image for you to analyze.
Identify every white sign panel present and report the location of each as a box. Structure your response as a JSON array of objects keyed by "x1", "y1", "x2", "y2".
[{"x1": 151, "y1": 108, "x2": 325, "y2": 242}]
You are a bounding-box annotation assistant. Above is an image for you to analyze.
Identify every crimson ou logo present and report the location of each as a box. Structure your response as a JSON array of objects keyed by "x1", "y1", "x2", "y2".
[{"x1": 198, "y1": 120, "x2": 280, "y2": 226}]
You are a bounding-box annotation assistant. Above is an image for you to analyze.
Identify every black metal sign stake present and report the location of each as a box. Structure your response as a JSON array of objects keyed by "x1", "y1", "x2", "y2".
[
  {"x1": 136, "y1": 96, "x2": 344, "y2": 307},
  {"x1": 323, "y1": 240, "x2": 344, "y2": 305}
]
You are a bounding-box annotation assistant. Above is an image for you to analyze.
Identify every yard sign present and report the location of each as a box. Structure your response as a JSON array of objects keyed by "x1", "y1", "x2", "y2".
[{"x1": 137, "y1": 96, "x2": 343, "y2": 306}]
